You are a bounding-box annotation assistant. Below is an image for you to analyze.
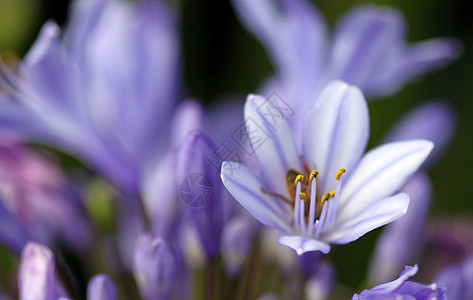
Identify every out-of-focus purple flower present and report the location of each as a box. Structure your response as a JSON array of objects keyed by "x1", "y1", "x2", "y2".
[
  {"x1": 221, "y1": 81, "x2": 432, "y2": 255},
  {"x1": 383, "y1": 100, "x2": 456, "y2": 166},
  {"x1": 0, "y1": 0, "x2": 179, "y2": 193},
  {"x1": 18, "y1": 242, "x2": 67, "y2": 300},
  {"x1": 176, "y1": 131, "x2": 226, "y2": 259},
  {"x1": 423, "y1": 218, "x2": 473, "y2": 279},
  {"x1": 87, "y1": 274, "x2": 117, "y2": 300},
  {"x1": 435, "y1": 252, "x2": 473, "y2": 300},
  {"x1": 232, "y1": 0, "x2": 460, "y2": 138},
  {"x1": 305, "y1": 262, "x2": 335, "y2": 300},
  {"x1": 221, "y1": 214, "x2": 258, "y2": 276},
  {"x1": 353, "y1": 265, "x2": 446, "y2": 300},
  {"x1": 0, "y1": 140, "x2": 91, "y2": 253},
  {"x1": 369, "y1": 172, "x2": 432, "y2": 284},
  {"x1": 133, "y1": 234, "x2": 177, "y2": 300},
  {"x1": 369, "y1": 100, "x2": 456, "y2": 283}
]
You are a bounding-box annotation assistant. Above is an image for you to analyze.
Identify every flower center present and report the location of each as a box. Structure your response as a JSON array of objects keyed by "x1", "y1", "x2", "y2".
[{"x1": 262, "y1": 167, "x2": 345, "y2": 237}]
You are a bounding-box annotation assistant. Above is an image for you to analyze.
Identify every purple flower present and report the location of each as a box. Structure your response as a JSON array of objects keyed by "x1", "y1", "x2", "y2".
[
  {"x1": 175, "y1": 131, "x2": 226, "y2": 259},
  {"x1": 304, "y1": 262, "x2": 335, "y2": 300},
  {"x1": 435, "y1": 253, "x2": 473, "y2": 300},
  {"x1": 0, "y1": 0, "x2": 179, "y2": 193},
  {"x1": 0, "y1": 140, "x2": 91, "y2": 253},
  {"x1": 221, "y1": 81, "x2": 433, "y2": 255},
  {"x1": 87, "y1": 274, "x2": 117, "y2": 300},
  {"x1": 232, "y1": 0, "x2": 460, "y2": 137},
  {"x1": 369, "y1": 100, "x2": 456, "y2": 284},
  {"x1": 18, "y1": 242, "x2": 68, "y2": 300},
  {"x1": 221, "y1": 214, "x2": 258, "y2": 276},
  {"x1": 369, "y1": 172, "x2": 432, "y2": 284},
  {"x1": 133, "y1": 234, "x2": 177, "y2": 300},
  {"x1": 353, "y1": 265, "x2": 447, "y2": 300},
  {"x1": 382, "y1": 100, "x2": 456, "y2": 166}
]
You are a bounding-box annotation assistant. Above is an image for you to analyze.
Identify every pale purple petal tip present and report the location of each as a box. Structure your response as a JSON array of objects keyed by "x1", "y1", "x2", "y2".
[{"x1": 87, "y1": 274, "x2": 117, "y2": 300}]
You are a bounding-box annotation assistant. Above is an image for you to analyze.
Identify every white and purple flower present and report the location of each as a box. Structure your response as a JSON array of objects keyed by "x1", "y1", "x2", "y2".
[{"x1": 221, "y1": 81, "x2": 433, "y2": 255}]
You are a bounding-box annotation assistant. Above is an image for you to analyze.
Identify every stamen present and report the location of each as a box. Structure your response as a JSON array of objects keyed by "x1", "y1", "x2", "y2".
[
  {"x1": 308, "y1": 170, "x2": 318, "y2": 236},
  {"x1": 260, "y1": 188, "x2": 292, "y2": 205},
  {"x1": 294, "y1": 174, "x2": 304, "y2": 185},
  {"x1": 335, "y1": 168, "x2": 346, "y2": 180},
  {"x1": 299, "y1": 199, "x2": 306, "y2": 235},
  {"x1": 321, "y1": 193, "x2": 331, "y2": 204},
  {"x1": 329, "y1": 190, "x2": 335, "y2": 198},
  {"x1": 309, "y1": 170, "x2": 319, "y2": 181},
  {"x1": 293, "y1": 181, "x2": 302, "y2": 226}
]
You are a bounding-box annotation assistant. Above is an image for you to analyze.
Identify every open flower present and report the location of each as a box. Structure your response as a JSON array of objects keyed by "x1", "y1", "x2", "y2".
[{"x1": 221, "y1": 81, "x2": 433, "y2": 254}]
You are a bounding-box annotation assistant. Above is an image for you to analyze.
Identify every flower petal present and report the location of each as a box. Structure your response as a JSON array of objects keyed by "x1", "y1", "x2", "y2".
[
  {"x1": 324, "y1": 193, "x2": 409, "y2": 244},
  {"x1": 303, "y1": 81, "x2": 369, "y2": 193},
  {"x1": 231, "y1": 0, "x2": 326, "y2": 92},
  {"x1": 87, "y1": 274, "x2": 117, "y2": 300},
  {"x1": 18, "y1": 243, "x2": 60, "y2": 300},
  {"x1": 383, "y1": 100, "x2": 456, "y2": 166},
  {"x1": 221, "y1": 162, "x2": 291, "y2": 233},
  {"x1": 368, "y1": 171, "x2": 432, "y2": 285},
  {"x1": 329, "y1": 5, "x2": 405, "y2": 92},
  {"x1": 278, "y1": 235, "x2": 331, "y2": 255},
  {"x1": 337, "y1": 140, "x2": 433, "y2": 221},
  {"x1": 244, "y1": 94, "x2": 302, "y2": 197}
]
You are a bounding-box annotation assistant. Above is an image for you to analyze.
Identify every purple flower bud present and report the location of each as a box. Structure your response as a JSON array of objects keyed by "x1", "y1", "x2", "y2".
[
  {"x1": 221, "y1": 215, "x2": 257, "y2": 276},
  {"x1": 18, "y1": 242, "x2": 67, "y2": 300},
  {"x1": 305, "y1": 262, "x2": 335, "y2": 300},
  {"x1": 133, "y1": 234, "x2": 176, "y2": 300},
  {"x1": 353, "y1": 265, "x2": 446, "y2": 300},
  {"x1": 176, "y1": 131, "x2": 225, "y2": 259},
  {"x1": 87, "y1": 274, "x2": 117, "y2": 300}
]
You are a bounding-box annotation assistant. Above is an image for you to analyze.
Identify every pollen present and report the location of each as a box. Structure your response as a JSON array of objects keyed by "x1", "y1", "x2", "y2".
[
  {"x1": 335, "y1": 168, "x2": 346, "y2": 180},
  {"x1": 299, "y1": 192, "x2": 307, "y2": 201},
  {"x1": 294, "y1": 174, "x2": 304, "y2": 185},
  {"x1": 329, "y1": 190, "x2": 335, "y2": 198},
  {"x1": 309, "y1": 170, "x2": 319, "y2": 181},
  {"x1": 321, "y1": 193, "x2": 331, "y2": 203}
]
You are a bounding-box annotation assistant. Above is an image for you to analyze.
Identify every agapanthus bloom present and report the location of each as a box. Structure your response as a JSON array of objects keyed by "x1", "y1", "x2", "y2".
[
  {"x1": 0, "y1": 0, "x2": 179, "y2": 192},
  {"x1": 221, "y1": 81, "x2": 433, "y2": 254},
  {"x1": 353, "y1": 265, "x2": 447, "y2": 300},
  {"x1": 232, "y1": 0, "x2": 460, "y2": 138},
  {"x1": 369, "y1": 100, "x2": 456, "y2": 284}
]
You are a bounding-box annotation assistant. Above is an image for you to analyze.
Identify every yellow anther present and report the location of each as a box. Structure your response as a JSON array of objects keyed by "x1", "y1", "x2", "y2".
[
  {"x1": 336, "y1": 168, "x2": 346, "y2": 180},
  {"x1": 299, "y1": 193, "x2": 307, "y2": 201},
  {"x1": 294, "y1": 174, "x2": 304, "y2": 185},
  {"x1": 321, "y1": 193, "x2": 331, "y2": 203},
  {"x1": 330, "y1": 190, "x2": 336, "y2": 198},
  {"x1": 309, "y1": 170, "x2": 319, "y2": 181}
]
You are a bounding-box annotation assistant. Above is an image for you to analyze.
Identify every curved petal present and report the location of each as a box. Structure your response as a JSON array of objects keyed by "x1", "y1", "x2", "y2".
[
  {"x1": 383, "y1": 100, "x2": 456, "y2": 166},
  {"x1": 324, "y1": 193, "x2": 409, "y2": 244},
  {"x1": 244, "y1": 94, "x2": 302, "y2": 197},
  {"x1": 221, "y1": 162, "x2": 291, "y2": 233},
  {"x1": 337, "y1": 140, "x2": 433, "y2": 221},
  {"x1": 329, "y1": 5, "x2": 405, "y2": 91},
  {"x1": 278, "y1": 235, "x2": 331, "y2": 255},
  {"x1": 303, "y1": 81, "x2": 369, "y2": 193},
  {"x1": 373, "y1": 38, "x2": 462, "y2": 98}
]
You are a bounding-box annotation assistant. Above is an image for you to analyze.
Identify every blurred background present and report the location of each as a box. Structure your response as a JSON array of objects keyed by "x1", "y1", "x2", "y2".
[{"x1": 0, "y1": 0, "x2": 472, "y2": 291}]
